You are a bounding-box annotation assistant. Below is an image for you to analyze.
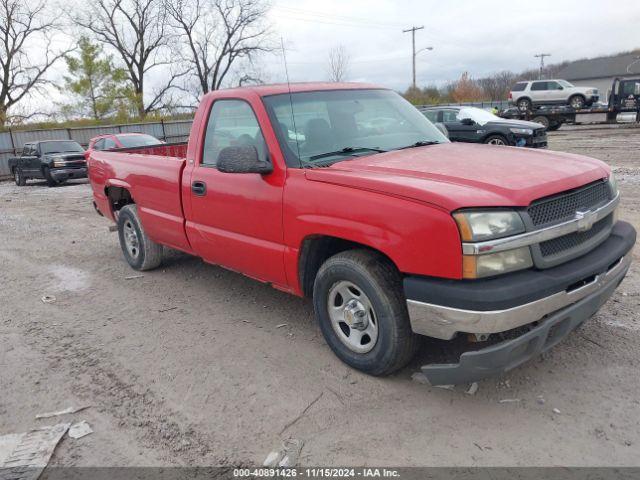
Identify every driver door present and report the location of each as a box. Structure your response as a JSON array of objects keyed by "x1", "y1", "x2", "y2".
[
  {"x1": 546, "y1": 81, "x2": 565, "y2": 102},
  {"x1": 183, "y1": 98, "x2": 288, "y2": 286}
]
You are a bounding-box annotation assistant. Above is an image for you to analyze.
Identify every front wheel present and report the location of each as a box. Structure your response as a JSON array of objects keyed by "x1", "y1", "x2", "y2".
[
  {"x1": 117, "y1": 204, "x2": 163, "y2": 271},
  {"x1": 313, "y1": 250, "x2": 420, "y2": 376},
  {"x1": 43, "y1": 166, "x2": 58, "y2": 187},
  {"x1": 14, "y1": 168, "x2": 26, "y2": 186},
  {"x1": 484, "y1": 134, "x2": 509, "y2": 146}
]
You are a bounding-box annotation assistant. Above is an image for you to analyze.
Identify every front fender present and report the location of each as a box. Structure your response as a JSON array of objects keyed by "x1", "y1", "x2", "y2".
[{"x1": 283, "y1": 173, "x2": 463, "y2": 282}]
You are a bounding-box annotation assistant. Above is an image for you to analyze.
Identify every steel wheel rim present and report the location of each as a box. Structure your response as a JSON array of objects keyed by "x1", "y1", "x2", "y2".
[
  {"x1": 327, "y1": 280, "x2": 378, "y2": 354},
  {"x1": 488, "y1": 138, "x2": 506, "y2": 146},
  {"x1": 571, "y1": 98, "x2": 582, "y2": 109},
  {"x1": 518, "y1": 100, "x2": 529, "y2": 111},
  {"x1": 123, "y1": 220, "x2": 140, "y2": 258}
]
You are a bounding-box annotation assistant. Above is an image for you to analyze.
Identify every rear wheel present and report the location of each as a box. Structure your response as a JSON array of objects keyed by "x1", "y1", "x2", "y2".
[
  {"x1": 569, "y1": 95, "x2": 586, "y2": 109},
  {"x1": 517, "y1": 98, "x2": 532, "y2": 111},
  {"x1": 117, "y1": 204, "x2": 163, "y2": 271},
  {"x1": 313, "y1": 250, "x2": 420, "y2": 376},
  {"x1": 14, "y1": 168, "x2": 26, "y2": 186},
  {"x1": 484, "y1": 134, "x2": 509, "y2": 146},
  {"x1": 531, "y1": 115, "x2": 550, "y2": 129}
]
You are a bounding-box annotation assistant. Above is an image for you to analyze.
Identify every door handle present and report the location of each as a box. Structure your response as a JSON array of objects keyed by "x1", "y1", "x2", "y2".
[{"x1": 191, "y1": 180, "x2": 207, "y2": 196}]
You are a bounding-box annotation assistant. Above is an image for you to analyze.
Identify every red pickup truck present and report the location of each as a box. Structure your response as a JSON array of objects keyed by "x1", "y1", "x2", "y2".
[{"x1": 88, "y1": 82, "x2": 635, "y2": 385}]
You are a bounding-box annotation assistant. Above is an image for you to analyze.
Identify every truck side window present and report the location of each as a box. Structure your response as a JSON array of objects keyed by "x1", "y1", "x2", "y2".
[
  {"x1": 104, "y1": 138, "x2": 117, "y2": 149},
  {"x1": 22, "y1": 145, "x2": 30, "y2": 156},
  {"x1": 202, "y1": 99, "x2": 267, "y2": 167},
  {"x1": 531, "y1": 82, "x2": 548, "y2": 91}
]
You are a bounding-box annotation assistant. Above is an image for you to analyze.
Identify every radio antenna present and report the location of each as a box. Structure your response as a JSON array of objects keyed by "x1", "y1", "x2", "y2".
[{"x1": 280, "y1": 36, "x2": 302, "y2": 163}]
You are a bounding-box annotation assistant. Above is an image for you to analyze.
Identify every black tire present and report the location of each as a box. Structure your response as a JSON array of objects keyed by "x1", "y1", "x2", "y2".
[
  {"x1": 547, "y1": 123, "x2": 561, "y2": 131},
  {"x1": 569, "y1": 95, "x2": 586, "y2": 110},
  {"x1": 313, "y1": 249, "x2": 420, "y2": 376},
  {"x1": 531, "y1": 115, "x2": 550, "y2": 130},
  {"x1": 517, "y1": 98, "x2": 532, "y2": 111},
  {"x1": 13, "y1": 168, "x2": 26, "y2": 186},
  {"x1": 43, "y1": 166, "x2": 58, "y2": 187},
  {"x1": 484, "y1": 134, "x2": 510, "y2": 146},
  {"x1": 117, "y1": 204, "x2": 163, "y2": 271}
]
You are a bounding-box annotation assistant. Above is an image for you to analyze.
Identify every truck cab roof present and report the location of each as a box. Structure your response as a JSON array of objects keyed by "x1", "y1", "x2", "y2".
[{"x1": 208, "y1": 82, "x2": 384, "y2": 98}]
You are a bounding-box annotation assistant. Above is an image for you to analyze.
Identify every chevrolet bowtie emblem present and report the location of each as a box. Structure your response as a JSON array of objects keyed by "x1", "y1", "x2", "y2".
[{"x1": 575, "y1": 210, "x2": 595, "y2": 232}]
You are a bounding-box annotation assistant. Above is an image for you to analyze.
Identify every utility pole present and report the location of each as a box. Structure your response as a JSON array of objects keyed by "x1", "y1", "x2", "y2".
[
  {"x1": 534, "y1": 53, "x2": 551, "y2": 79},
  {"x1": 403, "y1": 25, "x2": 425, "y2": 89}
]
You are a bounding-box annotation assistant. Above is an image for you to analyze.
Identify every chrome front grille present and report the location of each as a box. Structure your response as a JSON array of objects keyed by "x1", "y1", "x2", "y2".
[
  {"x1": 524, "y1": 179, "x2": 614, "y2": 268},
  {"x1": 528, "y1": 180, "x2": 611, "y2": 227},
  {"x1": 539, "y1": 215, "x2": 612, "y2": 257}
]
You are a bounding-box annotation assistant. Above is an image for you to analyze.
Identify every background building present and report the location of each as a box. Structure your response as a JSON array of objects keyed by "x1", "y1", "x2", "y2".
[{"x1": 555, "y1": 50, "x2": 640, "y2": 100}]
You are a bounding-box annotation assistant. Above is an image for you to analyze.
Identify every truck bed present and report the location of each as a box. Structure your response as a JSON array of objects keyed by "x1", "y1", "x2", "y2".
[{"x1": 89, "y1": 142, "x2": 192, "y2": 252}]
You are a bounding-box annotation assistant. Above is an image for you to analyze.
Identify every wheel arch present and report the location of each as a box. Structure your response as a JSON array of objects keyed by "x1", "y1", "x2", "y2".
[
  {"x1": 482, "y1": 131, "x2": 509, "y2": 144},
  {"x1": 297, "y1": 234, "x2": 398, "y2": 298},
  {"x1": 105, "y1": 183, "x2": 135, "y2": 215}
]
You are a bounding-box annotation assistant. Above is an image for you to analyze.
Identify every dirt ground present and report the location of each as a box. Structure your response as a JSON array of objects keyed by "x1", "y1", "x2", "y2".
[{"x1": 1, "y1": 125, "x2": 639, "y2": 468}]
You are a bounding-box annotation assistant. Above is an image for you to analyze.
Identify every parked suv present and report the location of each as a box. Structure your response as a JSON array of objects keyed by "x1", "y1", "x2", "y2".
[{"x1": 510, "y1": 79, "x2": 599, "y2": 111}]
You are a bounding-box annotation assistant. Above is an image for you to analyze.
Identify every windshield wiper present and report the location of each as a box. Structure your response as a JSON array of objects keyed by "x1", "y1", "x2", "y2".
[
  {"x1": 395, "y1": 141, "x2": 441, "y2": 150},
  {"x1": 309, "y1": 146, "x2": 387, "y2": 161}
]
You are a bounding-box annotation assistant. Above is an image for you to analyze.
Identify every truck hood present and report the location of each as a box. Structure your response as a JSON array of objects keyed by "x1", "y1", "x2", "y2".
[{"x1": 305, "y1": 142, "x2": 609, "y2": 211}]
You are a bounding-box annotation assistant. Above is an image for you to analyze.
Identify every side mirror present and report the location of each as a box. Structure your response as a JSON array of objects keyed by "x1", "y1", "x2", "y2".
[
  {"x1": 435, "y1": 122, "x2": 449, "y2": 138},
  {"x1": 217, "y1": 145, "x2": 273, "y2": 174},
  {"x1": 557, "y1": 86, "x2": 564, "y2": 90},
  {"x1": 460, "y1": 118, "x2": 475, "y2": 126}
]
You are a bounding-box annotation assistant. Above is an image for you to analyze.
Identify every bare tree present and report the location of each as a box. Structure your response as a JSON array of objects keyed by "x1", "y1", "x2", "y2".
[
  {"x1": 478, "y1": 71, "x2": 516, "y2": 100},
  {"x1": 327, "y1": 45, "x2": 349, "y2": 82},
  {"x1": 74, "y1": 0, "x2": 183, "y2": 117},
  {"x1": 166, "y1": 0, "x2": 271, "y2": 98},
  {"x1": 0, "y1": 0, "x2": 70, "y2": 125}
]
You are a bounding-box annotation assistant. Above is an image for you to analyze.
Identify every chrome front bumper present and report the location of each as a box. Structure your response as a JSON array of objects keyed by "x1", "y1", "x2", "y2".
[{"x1": 407, "y1": 253, "x2": 631, "y2": 340}]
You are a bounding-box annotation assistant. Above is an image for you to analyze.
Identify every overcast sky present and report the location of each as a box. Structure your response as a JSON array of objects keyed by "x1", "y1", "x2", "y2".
[
  {"x1": 265, "y1": 0, "x2": 640, "y2": 89},
  {"x1": 18, "y1": 0, "x2": 640, "y2": 116}
]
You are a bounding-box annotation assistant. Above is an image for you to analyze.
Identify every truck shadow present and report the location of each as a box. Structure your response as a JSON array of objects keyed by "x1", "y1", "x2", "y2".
[
  {"x1": 24, "y1": 179, "x2": 90, "y2": 188},
  {"x1": 160, "y1": 248, "x2": 471, "y2": 379}
]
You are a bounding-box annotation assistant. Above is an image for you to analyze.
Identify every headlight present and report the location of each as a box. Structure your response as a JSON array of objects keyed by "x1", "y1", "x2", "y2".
[
  {"x1": 509, "y1": 128, "x2": 533, "y2": 135},
  {"x1": 454, "y1": 210, "x2": 530, "y2": 278},
  {"x1": 608, "y1": 173, "x2": 618, "y2": 197},
  {"x1": 453, "y1": 210, "x2": 525, "y2": 242},
  {"x1": 463, "y1": 247, "x2": 533, "y2": 279},
  {"x1": 52, "y1": 157, "x2": 66, "y2": 167}
]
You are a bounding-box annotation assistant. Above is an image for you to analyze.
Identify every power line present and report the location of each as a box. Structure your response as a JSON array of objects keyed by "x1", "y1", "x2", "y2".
[
  {"x1": 271, "y1": 5, "x2": 405, "y2": 28},
  {"x1": 273, "y1": 13, "x2": 400, "y2": 30}
]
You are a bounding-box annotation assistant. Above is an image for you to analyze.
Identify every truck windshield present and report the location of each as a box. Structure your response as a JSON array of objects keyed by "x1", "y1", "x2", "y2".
[
  {"x1": 262, "y1": 89, "x2": 449, "y2": 168},
  {"x1": 41, "y1": 141, "x2": 84, "y2": 154}
]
